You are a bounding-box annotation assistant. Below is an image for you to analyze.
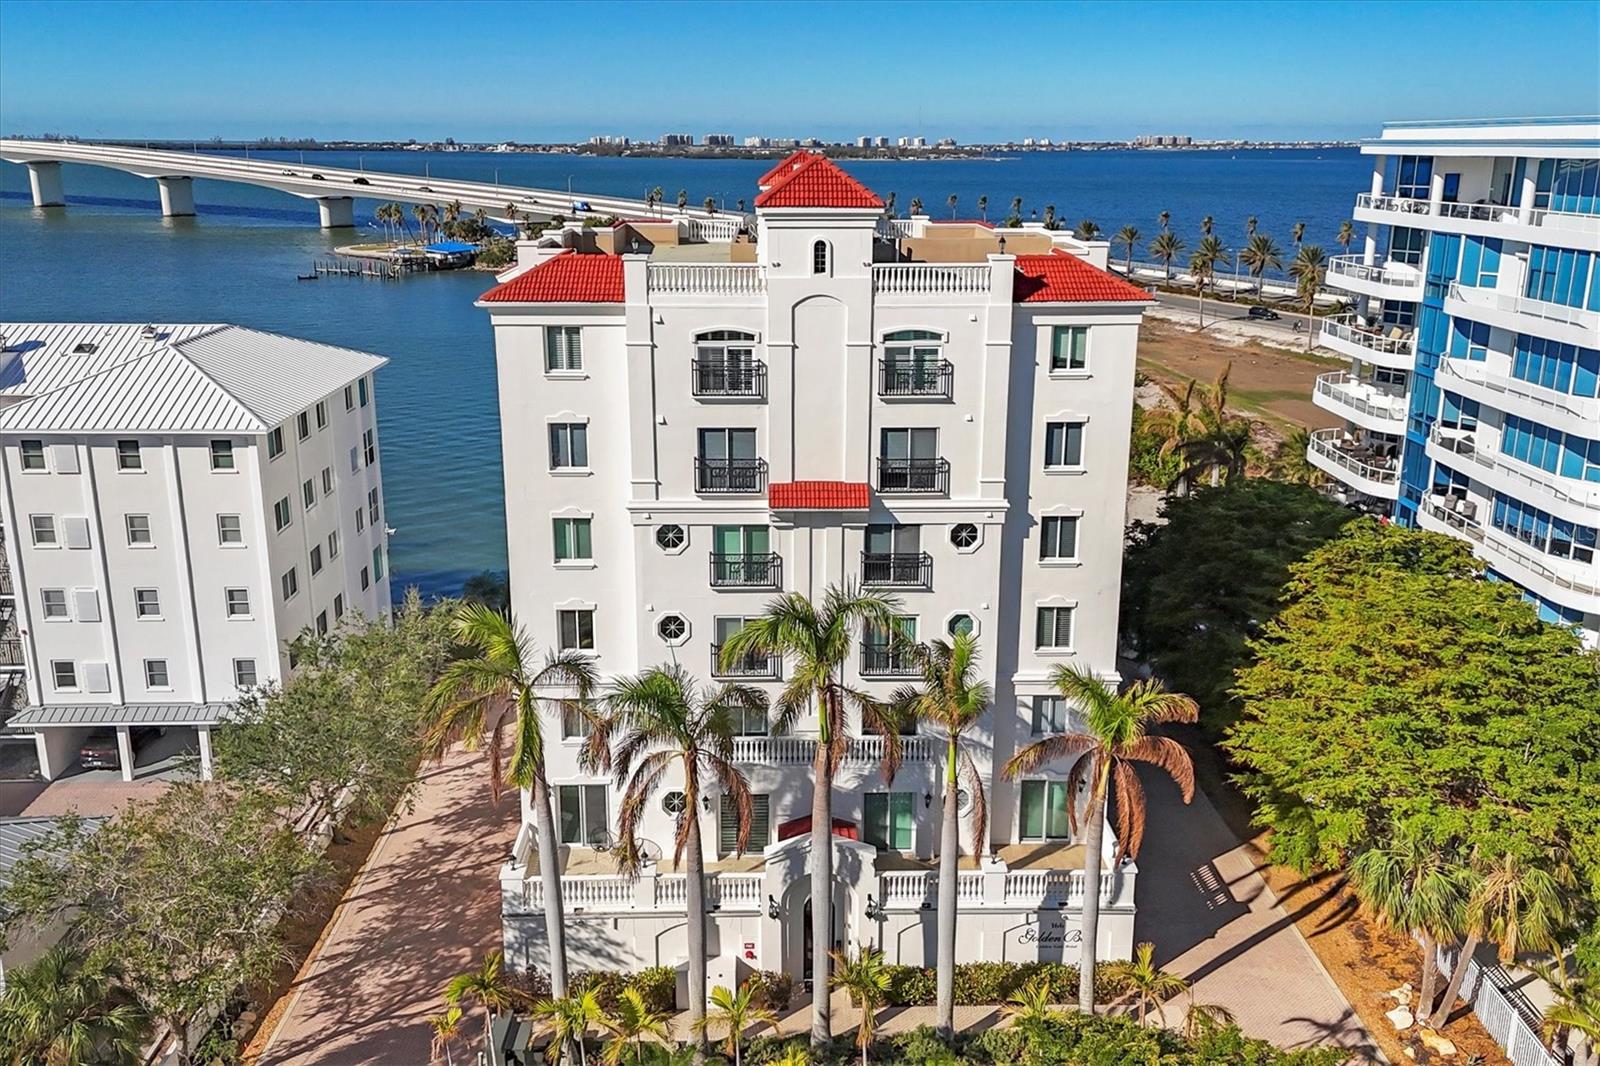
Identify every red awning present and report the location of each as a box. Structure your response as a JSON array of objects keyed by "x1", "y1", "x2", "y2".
[
  {"x1": 768, "y1": 481, "x2": 871, "y2": 511},
  {"x1": 777, "y1": 816, "x2": 859, "y2": 842}
]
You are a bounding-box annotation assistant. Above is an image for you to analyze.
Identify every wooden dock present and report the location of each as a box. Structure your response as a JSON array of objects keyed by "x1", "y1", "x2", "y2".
[{"x1": 310, "y1": 257, "x2": 425, "y2": 280}]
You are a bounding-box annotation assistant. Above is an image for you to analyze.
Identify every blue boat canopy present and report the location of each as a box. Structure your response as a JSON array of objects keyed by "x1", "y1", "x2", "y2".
[{"x1": 424, "y1": 241, "x2": 478, "y2": 254}]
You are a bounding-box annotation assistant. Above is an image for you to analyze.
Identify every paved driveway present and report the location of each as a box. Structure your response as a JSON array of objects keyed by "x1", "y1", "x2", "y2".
[
  {"x1": 1133, "y1": 764, "x2": 1381, "y2": 1060},
  {"x1": 257, "y1": 745, "x2": 518, "y2": 1065}
]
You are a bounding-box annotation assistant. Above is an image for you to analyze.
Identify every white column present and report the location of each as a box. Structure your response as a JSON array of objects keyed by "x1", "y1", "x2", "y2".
[
  {"x1": 116, "y1": 725, "x2": 135, "y2": 783},
  {"x1": 1521, "y1": 161, "x2": 1540, "y2": 223},
  {"x1": 316, "y1": 196, "x2": 355, "y2": 229},
  {"x1": 33, "y1": 732, "x2": 55, "y2": 781},
  {"x1": 25, "y1": 161, "x2": 64, "y2": 207},
  {"x1": 197, "y1": 725, "x2": 214, "y2": 780},
  {"x1": 157, "y1": 176, "x2": 195, "y2": 217},
  {"x1": 621, "y1": 254, "x2": 658, "y2": 502},
  {"x1": 1369, "y1": 154, "x2": 1386, "y2": 198},
  {"x1": 977, "y1": 255, "x2": 1016, "y2": 496},
  {"x1": 1429, "y1": 168, "x2": 1445, "y2": 209}
]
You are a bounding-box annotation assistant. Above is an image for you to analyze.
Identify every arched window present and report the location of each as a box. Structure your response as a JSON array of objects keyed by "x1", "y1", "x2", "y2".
[
  {"x1": 694, "y1": 330, "x2": 760, "y2": 398},
  {"x1": 812, "y1": 239, "x2": 830, "y2": 275},
  {"x1": 881, "y1": 330, "x2": 947, "y2": 397}
]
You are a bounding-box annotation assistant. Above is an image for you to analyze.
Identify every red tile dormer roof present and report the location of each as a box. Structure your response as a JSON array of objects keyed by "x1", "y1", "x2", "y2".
[
  {"x1": 768, "y1": 480, "x2": 871, "y2": 510},
  {"x1": 757, "y1": 149, "x2": 814, "y2": 189},
  {"x1": 1013, "y1": 250, "x2": 1152, "y2": 304},
  {"x1": 755, "y1": 154, "x2": 884, "y2": 210},
  {"x1": 479, "y1": 251, "x2": 625, "y2": 304}
]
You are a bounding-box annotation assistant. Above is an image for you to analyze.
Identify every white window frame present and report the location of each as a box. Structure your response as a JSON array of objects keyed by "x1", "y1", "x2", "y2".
[
  {"x1": 548, "y1": 419, "x2": 591, "y2": 473},
  {"x1": 115, "y1": 439, "x2": 143, "y2": 471},
  {"x1": 1043, "y1": 419, "x2": 1087, "y2": 472},
  {"x1": 40, "y1": 588, "x2": 70, "y2": 620},
  {"x1": 233, "y1": 658, "x2": 258, "y2": 687},
  {"x1": 51, "y1": 660, "x2": 78, "y2": 691},
  {"x1": 217, "y1": 514, "x2": 244, "y2": 547},
  {"x1": 544, "y1": 326, "x2": 584, "y2": 374},
  {"x1": 209, "y1": 439, "x2": 235, "y2": 471},
  {"x1": 557, "y1": 607, "x2": 597, "y2": 653},
  {"x1": 1034, "y1": 603, "x2": 1077, "y2": 653},
  {"x1": 1048, "y1": 325, "x2": 1090, "y2": 375},
  {"x1": 225, "y1": 588, "x2": 252, "y2": 618},
  {"x1": 30, "y1": 514, "x2": 58, "y2": 547},
  {"x1": 125, "y1": 514, "x2": 153, "y2": 547},
  {"x1": 1039, "y1": 513, "x2": 1082, "y2": 564},
  {"x1": 133, "y1": 588, "x2": 162, "y2": 619},
  {"x1": 553, "y1": 515, "x2": 594, "y2": 565},
  {"x1": 1032, "y1": 695, "x2": 1070, "y2": 735},
  {"x1": 144, "y1": 658, "x2": 171, "y2": 690}
]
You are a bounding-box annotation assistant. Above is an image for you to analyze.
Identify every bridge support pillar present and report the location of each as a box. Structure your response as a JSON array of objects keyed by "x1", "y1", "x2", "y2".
[
  {"x1": 26, "y1": 161, "x2": 64, "y2": 207},
  {"x1": 157, "y1": 176, "x2": 195, "y2": 217},
  {"x1": 317, "y1": 197, "x2": 355, "y2": 229}
]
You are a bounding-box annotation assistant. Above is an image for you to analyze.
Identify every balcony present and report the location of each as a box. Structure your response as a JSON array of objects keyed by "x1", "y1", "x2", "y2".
[
  {"x1": 1434, "y1": 357, "x2": 1600, "y2": 439},
  {"x1": 730, "y1": 732, "x2": 933, "y2": 766},
  {"x1": 1421, "y1": 493, "x2": 1600, "y2": 616},
  {"x1": 695, "y1": 457, "x2": 768, "y2": 495},
  {"x1": 1325, "y1": 255, "x2": 1424, "y2": 301},
  {"x1": 1317, "y1": 315, "x2": 1417, "y2": 369},
  {"x1": 876, "y1": 457, "x2": 950, "y2": 495},
  {"x1": 860, "y1": 551, "x2": 932, "y2": 589},
  {"x1": 692, "y1": 359, "x2": 766, "y2": 400},
  {"x1": 709, "y1": 552, "x2": 782, "y2": 589},
  {"x1": 647, "y1": 262, "x2": 766, "y2": 296},
  {"x1": 860, "y1": 645, "x2": 917, "y2": 677},
  {"x1": 878, "y1": 359, "x2": 953, "y2": 400},
  {"x1": 1307, "y1": 428, "x2": 1401, "y2": 500},
  {"x1": 710, "y1": 643, "x2": 781, "y2": 680},
  {"x1": 1426, "y1": 425, "x2": 1600, "y2": 525},
  {"x1": 872, "y1": 263, "x2": 992, "y2": 296},
  {"x1": 1313, "y1": 372, "x2": 1408, "y2": 432},
  {"x1": 1353, "y1": 193, "x2": 1600, "y2": 244},
  {"x1": 1444, "y1": 283, "x2": 1600, "y2": 349}
]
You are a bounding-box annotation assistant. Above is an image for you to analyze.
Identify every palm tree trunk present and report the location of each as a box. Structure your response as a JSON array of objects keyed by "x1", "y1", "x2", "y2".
[
  {"x1": 935, "y1": 739, "x2": 960, "y2": 1039},
  {"x1": 1430, "y1": 934, "x2": 1478, "y2": 1028},
  {"x1": 1078, "y1": 776, "x2": 1108, "y2": 1015},
  {"x1": 531, "y1": 771, "x2": 570, "y2": 998},
  {"x1": 811, "y1": 697, "x2": 835, "y2": 1048},
  {"x1": 686, "y1": 813, "x2": 709, "y2": 1059},
  {"x1": 1417, "y1": 931, "x2": 1439, "y2": 1028}
]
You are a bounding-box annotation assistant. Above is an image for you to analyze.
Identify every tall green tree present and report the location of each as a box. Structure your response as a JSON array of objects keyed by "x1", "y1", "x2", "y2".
[
  {"x1": 1238, "y1": 232, "x2": 1283, "y2": 296},
  {"x1": 1148, "y1": 231, "x2": 1185, "y2": 282},
  {"x1": 586, "y1": 665, "x2": 762, "y2": 1048},
  {"x1": 1004, "y1": 666, "x2": 1199, "y2": 1014},
  {"x1": 889, "y1": 633, "x2": 992, "y2": 1039},
  {"x1": 0, "y1": 946, "x2": 149, "y2": 1066},
  {"x1": 1336, "y1": 220, "x2": 1356, "y2": 256},
  {"x1": 1173, "y1": 364, "x2": 1253, "y2": 488},
  {"x1": 1187, "y1": 234, "x2": 1228, "y2": 327},
  {"x1": 424, "y1": 605, "x2": 599, "y2": 999},
  {"x1": 719, "y1": 586, "x2": 901, "y2": 1048},
  {"x1": 1114, "y1": 225, "x2": 1141, "y2": 275},
  {"x1": 1288, "y1": 244, "x2": 1327, "y2": 351}
]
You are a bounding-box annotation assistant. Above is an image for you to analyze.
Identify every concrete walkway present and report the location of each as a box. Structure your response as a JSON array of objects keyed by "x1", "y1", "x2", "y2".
[
  {"x1": 257, "y1": 746, "x2": 518, "y2": 1065},
  {"x1": 1133, "y1": 765, "x2": 1381, "y2": 1061}
]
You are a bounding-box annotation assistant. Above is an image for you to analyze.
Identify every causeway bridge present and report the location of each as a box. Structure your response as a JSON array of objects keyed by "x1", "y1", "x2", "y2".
[{"x1": 0, "y1": 139, "x2": 714, "y2": 229}]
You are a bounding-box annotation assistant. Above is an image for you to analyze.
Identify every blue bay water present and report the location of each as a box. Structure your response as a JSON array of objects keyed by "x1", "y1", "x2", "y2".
[{"x1": 0, "y1": 148, "x2": 1368, "y2": 596}]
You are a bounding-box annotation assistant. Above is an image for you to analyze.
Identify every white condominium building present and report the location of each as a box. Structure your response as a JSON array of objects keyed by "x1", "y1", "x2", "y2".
[
  {"x1": 479, "y1": 152, "x2": 1153, "y2": 986},
  {"x1": 0, "y1": 324, "x2": 393, "y2": 781},
  {"x1": 1314, "y1": 117, "x2": 1600, "y2": 644}
]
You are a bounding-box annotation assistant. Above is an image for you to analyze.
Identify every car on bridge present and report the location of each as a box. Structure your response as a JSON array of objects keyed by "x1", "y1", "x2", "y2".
[{"x1": 353, "y1": 176, "x2": 370, "y2": 185}]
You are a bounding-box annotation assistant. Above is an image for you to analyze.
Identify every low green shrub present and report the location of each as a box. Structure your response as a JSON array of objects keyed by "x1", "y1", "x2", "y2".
[
  {"x1": 741, "y1": 968, "x2": 795, "y2": 1013},
  {"x1": 567, "y1": 965, "x2": 676, "y2": 1012}
]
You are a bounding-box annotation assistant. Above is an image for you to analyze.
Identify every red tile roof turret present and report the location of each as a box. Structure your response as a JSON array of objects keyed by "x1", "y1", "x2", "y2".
[
  {"x1": 757, "y1": 149, "x2": 814, "y2": 189},
  {"x1": 479, "y1": 251, "x2": 626, "y2": 304},
  {"x1": 754, "y1": 155, "x2": 884, "y2": 210},
  {"x1": 1013, "y1": 250, "x2": 1151, "y2": 303}
]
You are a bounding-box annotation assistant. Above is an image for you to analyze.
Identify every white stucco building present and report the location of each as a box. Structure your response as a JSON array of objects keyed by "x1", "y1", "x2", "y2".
[
  {"x1": 1312, "y1": 118, "x2": 1599, "y2": 643},
  {"x1": 0, "y1": 324, "x2": 393, "y2": 780},
  {"x1": 479, "y1": 152, "x2": 1154, "y2": 988}
]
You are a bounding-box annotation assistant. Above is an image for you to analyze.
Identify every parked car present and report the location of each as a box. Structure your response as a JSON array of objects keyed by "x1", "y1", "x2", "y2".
[
  {"x1": 78, "y1": 727, "x2": 165, "y2": 771},
  {"x1": 1247, "y1": 305, "x2": 1281, "y2": 320},
  {"x1": 352, "y1": 176, "x2": 370, "y2": 185}
]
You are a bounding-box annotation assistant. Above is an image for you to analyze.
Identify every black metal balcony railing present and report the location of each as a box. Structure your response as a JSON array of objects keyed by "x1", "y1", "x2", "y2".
[
  {"x1": 711, "y1": 643, "x2": 781, "y2": 679},
  {"x1": 878, "y1": 359, "x2": 953, "y2": 399},
  {"x1": 876, "y1": 457, "x2": 950, "y2": 495},
  {"x1": 695, "y1": 457, "x2": 768, "y2": 494},
  {"x1": 710, "y1": 552, "x2": 782, "y2": 588},
  {"x1": 0, "y1": 639, "x2": 21, "y2": 667},
  {"x1": 860, "y1": 551, "x2": 932, "y2": 588},
  {"x1": 860, "y1": 645, "x2": 916, "y2": 677},
  {"x1": 692, "y1": 359, "x2": 767, "y2": 399}
]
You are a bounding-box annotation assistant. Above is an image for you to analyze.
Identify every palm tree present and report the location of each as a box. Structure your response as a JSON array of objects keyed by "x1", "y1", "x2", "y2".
[
  {"x1": 768, "y1": 1046, "x2": 813, "y2": 1066},
  {"x1": 1114, "y1": 225, "x2": 1141, "y2": 275},
  {"x1": 1291, "y1": 220, "x2": 1306, "y2": 248},
  {"x1": 977, "y1": 194, "x2": 988, "y2": 221},
  {"x1": 649, "y1": 186, "x2": 664, "y2": 216},
  {"x1": 1200, "y1": 215, "x2": 1214, "y2": 236},
  {"x1": 1430, "y1": 850, "x2": 1571, "y2": 1028},
  {"x1": 1348, "y1": 825, "x2": 1469, "y2": 1030},
  {"x1": 719, "y1": 586, "x2": 902, "y2": 1047},
  {"x1": 676, "y1": 188, "x2": 688, "y2": 212},
  {"x1": 1075, "y1": 218, "x2": 1101, "y2": 241},
  {"x1": 1267, "y1": 428, "x2": 1323, "y2": 486},
  {"x1": 909, "y1": 196, "x2": 924, "y2": 216},
  {"x1": 1106, "y1": 942, "x2": 1189, "y2": 1025},
  {"x1": 424, "y1": 605, "x2": 598, "y2": 999},
  {"x1": 599, "y1": 988, "x2": 671, "y2": 1066},
  {"x1": 1538, "y1": 959, "x2": 1600, "y2": 1065},
  {"x1": 1158, "y1": 209, "x2": 1170, "y2": 231},
  {"x1": 830, "y1": 946, "x2": 891, "y2": 1066},
  {"x1": 1142, "y1": 379, "x2": 1207, "y2": 495},
  {"x1": 428, "y1": 1004, "x2": 465, "y2": 1066},
  {"x1": 1181, "y1": 1000, "x2": 1238, "y2": 1041},
  {"x1": 586, "y1": 665, "x2": 762, "y2": 1048},
  {"x1": 0, "y1": 946, "x2": 149, "y2": 1066},
  {"x1": 1175, "y1": 364, "x2": 1252, "y2": 488},
  {"x1": 1187, "y1": 234, "x2": 1228, "y2": 327},
  {"x1": 1007, "y1": 196, "x2": 1023, "y2": 227},
  {"x1": 1244, "y1": 215, "x2": 1258, "y2": 238},
  {"x1": 444, "y1": 949, "x2": 516, "y2": 1062},
  {"x1": 1148, "y1": 231, "x2": 1185, "y2": 282},
  {"x1": 947, "y1": 193, "x2": 958, "y2": 218},
  {"x1": 412, "y1": 203, "x2": 429, "y2": 244},
  {"x1": 443, "y1": 199, "x2": 463, "y2": 238},
  {"x1": 693, "y1": 983, "x2": 780, "y2": 1066},
  {"x1": 1003, "y1": 666, "x2": 1199, "y2": 1014},
  {"x1": 1336, "y1": 220, "x2": 1356, "y2": 257},
  {"x1": 1238, "y1": 233, "x2": 1283, "y2": 297},
  {"x1": 890, "y1": 634, "x2": 991, "y2": 1039},
  {"x1": 1000, "y1": 975, "x2": 1061, "y2": 1028},
  {"x1": 531, "y1": 990, "x2": 605, "y2": 1066},
  {"x1": 1288, "y1": 244, "x2": 1327, "y2": 352}
]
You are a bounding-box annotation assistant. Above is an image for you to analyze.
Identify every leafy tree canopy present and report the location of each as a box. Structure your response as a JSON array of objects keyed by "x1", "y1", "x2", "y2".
[{"x1": 1121, "y1": 481, "x2": 1355, "y2": 732}]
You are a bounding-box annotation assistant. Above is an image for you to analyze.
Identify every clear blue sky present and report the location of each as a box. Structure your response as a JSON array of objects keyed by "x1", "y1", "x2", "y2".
[{"x1": 2, "y1": 0, "x2": 1597, "y2": 142}]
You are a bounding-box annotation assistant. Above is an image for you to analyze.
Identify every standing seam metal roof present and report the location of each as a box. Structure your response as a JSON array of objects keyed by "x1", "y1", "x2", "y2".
[{"x1": 4, "y1": 702, "x2": 237, "y2": 727}]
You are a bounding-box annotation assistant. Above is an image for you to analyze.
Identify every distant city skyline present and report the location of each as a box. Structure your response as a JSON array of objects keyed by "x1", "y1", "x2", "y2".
[{"x1": 1, "y1": 0, "x2": 1597, "y2": 143}]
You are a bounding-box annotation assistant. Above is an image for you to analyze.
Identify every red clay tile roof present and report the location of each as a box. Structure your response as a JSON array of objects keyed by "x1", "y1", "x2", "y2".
[
  {"x1": 755, "y1": 155, "x2": 884, "y2": 210},
  {"x1": 1013, "y1": 250, "x2": 1152, "y2": 303},
  {"x1": 479, "y1": 251, "x2": 625, "y2": 303},
  {"x1": 757, "y1": 149, "x2": 814, "y2": 188},
  {"x1": 768, "y1": 480, "x2": 871, "y2": 510}
]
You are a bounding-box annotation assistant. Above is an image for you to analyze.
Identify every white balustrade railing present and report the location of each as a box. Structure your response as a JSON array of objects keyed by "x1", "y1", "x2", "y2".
[
  {"x1": 711, "y1": 873, "x2": 763, "y2": 908},
  {"x1": 1308, "y1": 428, "x2": 1400, "y2": 485},
  {"x1": 731, "y1": 733, "x2": 932, "y2": 765},
  {"x1": 872, "y1": 263, "x2": 992, "y2": 295},
  {"x1": 683, "y1": 216, "x2": 742, "y2": 242},
  {"x1": 875, "y1": 218, "x2": 916, "y2": 241},
  {"x1": 1326, "y1": 255, "x2": 1424, "y2": 290},
  {"x1": 1314, "y1": 372, "x2": 1408, "y2": 422},
  {"x1": 1446, "y1": 282, "x2": 1600, "y2": 331},
  {"x1": 647, "y1": 262, "x2": 766, "y2": 295},
  {"x1": 1434, "y1": 357, "x2": 1600, "y2": 423},
  {"x1": 880, "y1": 871, "x2": 935, "y2": 906},
  {"x1": 527, "y1": 874, "x2": 635, "y2": 911},
  {"x1": 1318, "y1": 315, "x2": 1416, "y2": 357}
]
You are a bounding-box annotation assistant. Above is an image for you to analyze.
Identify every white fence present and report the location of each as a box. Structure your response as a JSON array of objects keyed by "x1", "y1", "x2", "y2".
[
  {"x1": 647, "y1": 262, "x2": 766, "y2": 295},
  {"x1": 1436, "y1": 945, "x2": 1564, "y2": 1066},
  {"x1": 872, "y1": 263, "x2": 992, "y2": 295}
]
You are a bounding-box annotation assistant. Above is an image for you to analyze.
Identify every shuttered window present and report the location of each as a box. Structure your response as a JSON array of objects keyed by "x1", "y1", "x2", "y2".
[
  {"x1": 545, "y1": 327, "x2": 583, "y2": 372},
  {"x1": 863, "y1": 792, "x2": 914, "y2": 851},
  {"x1": 719, "y1": 794, "x2": 770, "y2": 853}
]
